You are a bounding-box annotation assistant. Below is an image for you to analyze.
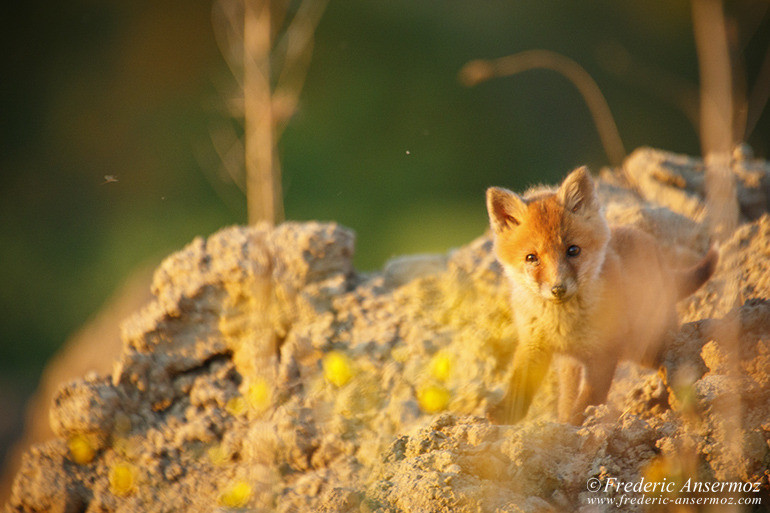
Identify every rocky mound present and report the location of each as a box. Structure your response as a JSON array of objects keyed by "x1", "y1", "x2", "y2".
[{"x1": 6, "y1": 148, "x2": 770, "y2": 512}]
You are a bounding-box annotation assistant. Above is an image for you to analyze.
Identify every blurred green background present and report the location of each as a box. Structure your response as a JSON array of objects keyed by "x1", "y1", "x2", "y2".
[{"x1": 1, "y1": 0, "x2": 768, "y2": 464}]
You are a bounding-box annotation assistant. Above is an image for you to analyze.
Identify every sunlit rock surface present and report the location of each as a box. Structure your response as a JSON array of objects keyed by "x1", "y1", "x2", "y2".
[{"x1": 6, "y1": 149, "x2": 770, "y2": 512}]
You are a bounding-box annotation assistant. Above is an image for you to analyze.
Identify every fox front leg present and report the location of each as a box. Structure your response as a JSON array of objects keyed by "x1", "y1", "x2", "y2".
[
  {"x1": 557, "y1": 357, "x2": 583, "y2": 424},
  {"x1": 490, "y1": 343, "x2": 552, "y2": 424},
  {"x1": 572, "y1": 356, "x2": 618, "y2": 424}
]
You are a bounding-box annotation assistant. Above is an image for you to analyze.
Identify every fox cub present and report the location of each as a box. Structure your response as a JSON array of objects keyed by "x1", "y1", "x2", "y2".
[{"x1": 486, "y1": 166, "x2": 717, "y2": 425}]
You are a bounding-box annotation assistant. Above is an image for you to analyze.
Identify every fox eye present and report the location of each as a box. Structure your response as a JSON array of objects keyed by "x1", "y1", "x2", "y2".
[
  {"x1": 525, "y1": 253, "x2": 539, "y2": 264},
  {"x1": 566, "y1": 245, "x2": 581, "y2": 257}
]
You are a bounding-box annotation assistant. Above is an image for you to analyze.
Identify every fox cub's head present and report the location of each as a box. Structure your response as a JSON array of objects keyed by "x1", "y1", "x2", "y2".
[{"x1": 486, "y1": 166, "x2": 610, "y2": 302}]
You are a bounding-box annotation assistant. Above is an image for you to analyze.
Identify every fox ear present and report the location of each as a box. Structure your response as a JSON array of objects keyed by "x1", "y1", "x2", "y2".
[
  {"x1": 558, "y1": 166, "x2": 597, "y2": 214},
  {"x1": 487, "y1": 187, "x2": 527, "y2": 234}
]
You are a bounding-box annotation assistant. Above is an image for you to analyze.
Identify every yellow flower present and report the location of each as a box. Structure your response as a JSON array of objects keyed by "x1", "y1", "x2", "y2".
[
  {"x1": 247, "y1": 378, "x2": 272, "y2": 413},
  {"x1": 429, "y1": 351, "x2": 452, "y2": 382},
  {"x1": 109, "y1": 462, "x2": 137, "y2": 497},
  {"x1": 644, "y1": 454, "x2": 684, "y2": 483},
  {"x1": 390, "y1": 346, "x2": 409, "y2": 363},
  {"x1": 67, "y1": 434, "x2": 95, "y2": 465},
  {"x1": 644, "y1": 456, "x2": 669, "y2": 482},
  {"x1": 417, "y1": 384, "x2": 451, "y2": 413},
  {"x1": 226, "y1": 396, "x2": 247, "y2": 417},
  {"x1": 219, "y1": 480, "x2": 252, "y2": 508},
  {"x1": 323, "y1": 351, "x2": 354, "y2": 387},
  {"x1": 207, "y1": 444, "x2": 230, "y2": 466}
]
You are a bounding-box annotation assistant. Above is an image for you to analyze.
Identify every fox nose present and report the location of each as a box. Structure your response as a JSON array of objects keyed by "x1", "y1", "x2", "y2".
[{"x1": 551, "y1": 284, "x2": 566, "y2": 299}]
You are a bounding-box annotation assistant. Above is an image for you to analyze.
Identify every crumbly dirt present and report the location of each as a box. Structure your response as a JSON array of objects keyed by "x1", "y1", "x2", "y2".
[{"x1": 5, "y1": 148, "x2": 770, "y2": 512}]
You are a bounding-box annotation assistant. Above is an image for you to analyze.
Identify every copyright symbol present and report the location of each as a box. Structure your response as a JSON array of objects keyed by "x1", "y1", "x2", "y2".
[{"x1": 586, "y1": 477, "x2": 602, "y2": 492}]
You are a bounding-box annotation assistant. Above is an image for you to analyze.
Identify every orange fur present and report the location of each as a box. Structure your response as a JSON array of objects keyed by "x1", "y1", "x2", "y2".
[{"x1": 486, "y1": 167, "x2": 717, "y2": 424}]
